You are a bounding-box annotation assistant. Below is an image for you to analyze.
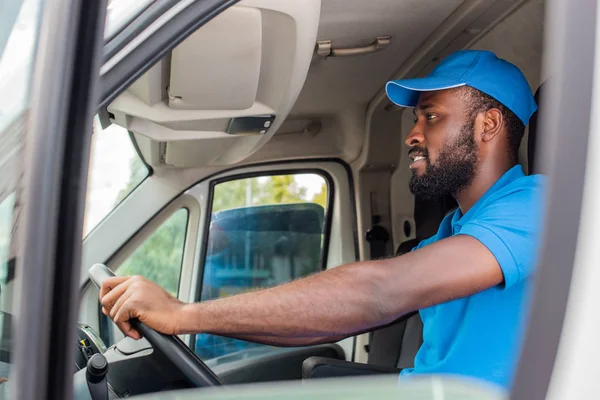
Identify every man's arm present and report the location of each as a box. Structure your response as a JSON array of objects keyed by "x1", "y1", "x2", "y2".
[{"x1": 100, "y1": 235, "x2": 503, "y2": 341}]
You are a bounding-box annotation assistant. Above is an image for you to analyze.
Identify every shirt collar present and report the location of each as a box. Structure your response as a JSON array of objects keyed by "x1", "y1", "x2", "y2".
[{"x1": 451, "y1": 165, "x2": 525, "y2": 228}]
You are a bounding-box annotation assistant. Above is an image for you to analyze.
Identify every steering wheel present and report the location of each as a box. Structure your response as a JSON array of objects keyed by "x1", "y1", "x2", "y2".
[{"x1": 89, "y1": 264, "x2": 223, "y2": 387}]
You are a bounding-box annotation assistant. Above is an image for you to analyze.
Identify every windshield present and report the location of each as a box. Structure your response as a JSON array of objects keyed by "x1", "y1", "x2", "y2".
[{"x1": 83, "y1": 117, "x2": 149, "y2": 237}]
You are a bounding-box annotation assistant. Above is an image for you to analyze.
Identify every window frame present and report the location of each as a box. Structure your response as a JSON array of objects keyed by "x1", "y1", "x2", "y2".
[
  {"x1": 197, "y1": 168, "x2": 335, "y2": 297},
  {"x1": 104, "y1": 0, "x2": 157, "y2": 42},
  {"x1": 104, "y1": 0, "x2": 179, "y2": 55},
  {"x1": 513, "y1": 0, "x2": 597, "y2": 397},
  {"x1": 189, "y1": 169, "x2": 335, "y2": 358},
  {"x1": 10, "y1": 0, "x2": 109, "y2": 397}
]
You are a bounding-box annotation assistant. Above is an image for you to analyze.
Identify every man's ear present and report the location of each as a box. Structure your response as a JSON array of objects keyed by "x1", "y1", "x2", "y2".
[{"x1": 481, "y1": 108, "x2": 503, "y2": 142}]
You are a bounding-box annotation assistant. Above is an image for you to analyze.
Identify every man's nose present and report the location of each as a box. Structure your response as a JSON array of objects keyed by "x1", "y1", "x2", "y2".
[{"x1": 405, "y1": 124, "x2": 425, "y2": 147}]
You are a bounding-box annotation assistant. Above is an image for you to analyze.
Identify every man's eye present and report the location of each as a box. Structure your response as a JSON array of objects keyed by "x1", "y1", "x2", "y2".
[{"x1": 427, "y1": 114, "x2": 437, "y2": 121}]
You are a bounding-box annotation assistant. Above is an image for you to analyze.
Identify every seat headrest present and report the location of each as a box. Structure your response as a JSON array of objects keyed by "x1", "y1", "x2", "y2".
[
  {"x1": 528, "y1": 83, "x2": 545, "y2": 174},
  {"x1": 396, "y1": 238, "x2": 420, "y2": 256}
]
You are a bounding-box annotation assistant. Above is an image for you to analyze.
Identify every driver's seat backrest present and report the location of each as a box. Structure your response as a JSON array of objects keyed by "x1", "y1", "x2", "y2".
[
  {"x1": 366, "y1": 196, "x2": 455, "y2": 368},
  {"x1": 528, "y1": 82, "x2": 544, "y2": 174},
  {"x1": 366, "y1": 239, "x2": 421, "y2": 368}
]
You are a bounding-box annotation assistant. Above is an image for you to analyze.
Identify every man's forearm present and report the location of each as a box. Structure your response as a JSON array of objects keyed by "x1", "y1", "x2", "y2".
[{"x1": 176, "y1": 262, "x2": 395, "y2": 338}]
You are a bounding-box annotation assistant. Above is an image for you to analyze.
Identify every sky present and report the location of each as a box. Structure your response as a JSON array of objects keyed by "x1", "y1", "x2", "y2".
[
  {"x1": 84, "y1": 139, "x2": 326, "y2": 236},
  {"x1": 293, "y1": 174, "x2": 325, "y2": 199},
  {"x1": 83, "y1": 118, "x2": 140, "y2": 236},
  {"x1": 0, "y1": 0, "x2": 151, "y2": 132}
]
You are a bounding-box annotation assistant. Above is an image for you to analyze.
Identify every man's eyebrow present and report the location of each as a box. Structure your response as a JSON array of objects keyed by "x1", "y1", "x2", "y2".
[
  {"x1": 413, "y1": 104, "x2": 435, "y2": 116},
  {"x1": 417, "y1": 103, "x2": 435, "y2": 111}
]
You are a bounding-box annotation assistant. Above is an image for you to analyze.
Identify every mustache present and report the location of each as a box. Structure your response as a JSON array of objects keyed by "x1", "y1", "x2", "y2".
[{"x1": 408, "y1": 147, "x2": 429, "y2": 159}]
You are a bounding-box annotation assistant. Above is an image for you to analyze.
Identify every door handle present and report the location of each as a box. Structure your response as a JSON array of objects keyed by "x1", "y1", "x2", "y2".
[{"x1": 316, "y1": 36, "x2": 391, "y2": 58}]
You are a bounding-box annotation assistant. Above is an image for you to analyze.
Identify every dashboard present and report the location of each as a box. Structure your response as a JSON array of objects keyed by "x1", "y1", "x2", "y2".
[
  {"x1": 73, "y1": 324, "x2": 192, "y2": 399},
  {"x1": 75, "y1": 324, "x2": 107, "y2": 371}
]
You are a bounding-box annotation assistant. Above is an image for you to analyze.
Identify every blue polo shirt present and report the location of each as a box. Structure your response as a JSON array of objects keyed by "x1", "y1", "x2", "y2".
[{"x1": 399, "y1": 165, "x2": 546, "y2": 389}]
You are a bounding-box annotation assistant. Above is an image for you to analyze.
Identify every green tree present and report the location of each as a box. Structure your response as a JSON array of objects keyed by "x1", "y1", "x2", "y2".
[
  {"x1": 212, "y1": 175, "x2": 311, "y2": 213},
  {"x1": 113, "y1": 155, "x2": 148, "y2": 207},
  {"x1": 311, "y1": 182, "x2": 327, "y2": 209},
  {"x1": 212, "y1": 177, "x2": 264, "y2": 213},
  {"x1": 118, "y1": 209, "x2": 188, "y2": 296},
  {"x1": 262, "y1": 175, "x2": 307, "y2": 204}
]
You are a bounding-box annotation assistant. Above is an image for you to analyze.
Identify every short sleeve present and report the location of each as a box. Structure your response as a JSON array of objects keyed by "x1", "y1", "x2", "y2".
[
  {"x1": 458, "y1": 178, "x2": 546, "y2": 289},
  {"x1": 412, "y1": 236, "x2": 436, "y2": 252}
]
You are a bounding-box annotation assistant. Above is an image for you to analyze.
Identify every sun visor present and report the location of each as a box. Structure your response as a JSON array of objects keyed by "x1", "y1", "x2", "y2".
[
  {"x1": 108, "y1": 0, "x2": 322, "y2": 167},
  {"x1": 168, "y1": 6, "x2": 262, "y2": 110}
]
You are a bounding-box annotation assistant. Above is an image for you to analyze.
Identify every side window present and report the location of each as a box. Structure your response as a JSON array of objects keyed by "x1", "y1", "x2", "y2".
[
  {"x1": 117, "y1": 209, "x2": 189, "y2": 296},
  {"x1": 100, "y1": 209, "x2": 188, "y2": 344},
  {"x1": 195, "y1": 173, "x2": 329, "y2": 361},
  {"x1": 83, "y1": 116, "x2": 149, "y2": 237}
]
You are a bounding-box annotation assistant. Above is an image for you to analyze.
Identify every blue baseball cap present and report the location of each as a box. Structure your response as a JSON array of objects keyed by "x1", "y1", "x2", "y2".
[{"x1": 385, "y1": 50, "x2": 537, "y2": 125}]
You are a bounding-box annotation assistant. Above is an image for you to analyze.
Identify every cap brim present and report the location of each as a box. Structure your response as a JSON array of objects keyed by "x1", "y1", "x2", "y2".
[{"x1": 385, "y1": 77, "x2": 466, "y2": 107}]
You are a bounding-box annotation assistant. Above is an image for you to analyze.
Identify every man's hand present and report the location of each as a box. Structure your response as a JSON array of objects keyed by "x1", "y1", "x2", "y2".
[{"x1": 99, "y1": 275, "x2": 185, "y2": 340}]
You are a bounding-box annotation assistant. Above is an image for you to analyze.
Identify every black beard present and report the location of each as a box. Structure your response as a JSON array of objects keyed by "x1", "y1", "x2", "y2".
[{"x1": 408, "y1": 120, "x2": 478, "y2": 200}]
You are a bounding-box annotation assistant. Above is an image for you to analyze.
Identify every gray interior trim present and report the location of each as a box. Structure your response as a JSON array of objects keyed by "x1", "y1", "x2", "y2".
[
  {"x1": 10, "y1": 0, "x2": 108, "y2": 399},
  {"x1": 103, "y1": 0, "x2": 183, "y2": 62},
  {"x1": 213, "y1": 345, "x2": 346, "y2": 384},
  {"x1": 103, "y1": 0, "x2": 157, "y2": 44},
  {"x1": 511, "y1": 0, "x2": 597, "y2": 399},
  {"x1": 99, "y1": 0, "x2": 240, "y2": 109}
]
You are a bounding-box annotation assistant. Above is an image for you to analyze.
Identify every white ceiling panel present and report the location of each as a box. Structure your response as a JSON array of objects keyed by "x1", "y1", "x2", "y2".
[{"x1": 291, "y1": 0, "x2": 464, "y2": 115}]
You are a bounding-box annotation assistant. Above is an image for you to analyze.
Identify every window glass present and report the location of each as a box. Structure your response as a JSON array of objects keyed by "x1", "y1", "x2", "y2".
[
  {"x1": 83, "y1": 117, "x2": 149, "y2": 237},
  {"x1": 0, "y1": 0, "x2": 44, "y2": 387},
  {"x1": 117, "y1": 208, "x2": 189, "y2": 296},
  {"x1": 195, "y1": 174, "x2": 329, "y2": 362},
  {"x1": 100, "y1": 209, "x2": 188, "y2": 346},
  {"x1": 0, "y1": 195, "x2": 15, "y2": 285}
]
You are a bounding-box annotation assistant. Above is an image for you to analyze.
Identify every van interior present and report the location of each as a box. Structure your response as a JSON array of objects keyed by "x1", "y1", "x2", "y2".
[{"x1": 30, "y1": 0, "x2": 546, "y2": 397}]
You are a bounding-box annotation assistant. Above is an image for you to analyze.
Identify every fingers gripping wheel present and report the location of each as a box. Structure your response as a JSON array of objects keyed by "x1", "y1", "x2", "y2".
[{"x1": 89, "y1": 264, "x2": 223, "y2": 387}]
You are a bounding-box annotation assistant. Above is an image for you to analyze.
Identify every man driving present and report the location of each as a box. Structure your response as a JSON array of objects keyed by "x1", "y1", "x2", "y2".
[{"x1": 100, "y1": 50, "x2": 545, "y2": 389}]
